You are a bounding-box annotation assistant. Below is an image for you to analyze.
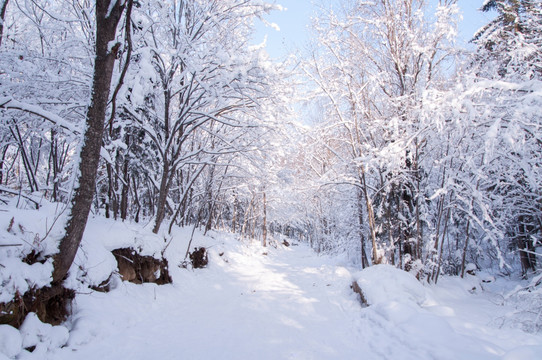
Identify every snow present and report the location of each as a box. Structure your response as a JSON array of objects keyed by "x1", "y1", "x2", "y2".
[
  {"x1": 353, "y1": 264, "x2": 431, "y2": 306},
  {"x1": 0, "y1": 201, "x2": 65, "y2": 303},
  {"x1": 0, "y1": 325, "x2": 22, "y2": 358},
  {"x1": 1, "y1": 203, "x2": 542, "y2": 359},
  {"x1": 0, "y1": 97, "x2": 80, "y2": 135},
  {"x1": 0, "y1": 257, "x2": 54, "y2": 303},
  {"x1": 106, "y1": 0, "x2": 118, "y2": 18},
  {"x1": 18, "y1": 314, "x2": 69, "y2": 357}
]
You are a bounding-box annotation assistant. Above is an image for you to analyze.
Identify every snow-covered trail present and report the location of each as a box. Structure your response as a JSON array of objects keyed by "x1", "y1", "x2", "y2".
[
  {"x1": 48, "y1": 237, "x2": 541, "y2": 360},
  {"x1": 53, "y1": 243, "x2": 365, "y2": 359}
]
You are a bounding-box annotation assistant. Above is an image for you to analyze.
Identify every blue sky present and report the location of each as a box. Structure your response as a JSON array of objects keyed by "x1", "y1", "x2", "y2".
[{"x1": 253, "y1": 0, "x2": 497, "y2": 59}]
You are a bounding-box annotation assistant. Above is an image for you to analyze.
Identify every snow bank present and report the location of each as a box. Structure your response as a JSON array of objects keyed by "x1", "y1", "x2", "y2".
[
  {"x1": 0, "y1": 325, "x2": 22, "y2": 358},
  {"x1": 19, "y1": 313, "x2": 69, "y2": 356},
  {"x1": 0, "y1": 200, "x2": 65, "y2": 303},
  {"x1": 0, "y1": 197, "x2": 195, "y2": 302},
  {"x1": 0, "y1": 257, "x2": 54, "y2": 303},
  {"x1": 350, "y1": 265, "x2": 542, "y2": 359},
  {"x1": 503, "y1": 345, "x2": 542, "y2": 360},
  {"x1": 353, "y1": 264, "x2": 431, "y2": 306},
  {"x1": 66, "y1": 215, "x2": 179, "y2": 289}
]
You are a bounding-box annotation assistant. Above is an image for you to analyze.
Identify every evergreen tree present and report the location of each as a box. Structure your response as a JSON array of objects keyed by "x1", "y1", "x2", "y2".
[
  {"x1": 472, "y1": 0, "x2": 542, "y2": 276},
  {"x1": 474, "y1": 0, "x2": 542, "y2": 79}
]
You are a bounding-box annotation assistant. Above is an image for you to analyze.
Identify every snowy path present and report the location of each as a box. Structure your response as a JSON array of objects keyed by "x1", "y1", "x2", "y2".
[{"x1": 49, "y1": 238, "x2": 541, "y2": 360}]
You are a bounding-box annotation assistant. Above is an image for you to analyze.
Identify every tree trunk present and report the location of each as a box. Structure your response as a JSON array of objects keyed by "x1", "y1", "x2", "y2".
[
  {"x1": 10, "y1": 125, "x2": 39, "y2": 192},
  {"x1": 120, "y1": 155, "x2": 129, "y2": 221},
  {"x1": 232, "y1": 191, "x2": 237, "y2": 233},
  {"x1": 105, "y1": 162, "x2": 113, "y2": 218},
  {"x1": 460, "y1": 219, "x2": 471, "y2": 278},
  {"x1": 132, "y1": 177, "x2": 140, "y2": 223},
  {"x1": 434, "y1": 207, "x2": 450, "y2": 284},
  {"x1": 357, "y1": 189, "x2": 369, "y2": 268},
  {"x1": 414, "y1": 140, "x2": 423, "y2": 261},
  {"x1": 0, "y1": 144, "x2": 8, "y2": 185},
  {"x1": 241, "y1": 196, "x2": 255, "y2": 239},
  {"x1": 52, "y1": 0, "x2": 127, "y2": 284},
  {"x1": 153, "y1": 159, "x2": 171, "y2": 234},
  {"x1": 360, "y1": 169, "x2": 380, "y2": 265},
  {"x1": 262, "y1": 192, "x2": 267, "y2": 247},
  {"x1": 0, "y1": 0, "x2": 9, "y2": 47},
  {"x1": 204, "y1": 166, "x2": 215, "y2": 234},
  {"x1": 152, "y1": 86, "x2": 172, "y2": 234},
  {"x1": 518, "y1": 215, "x2": 537, "y2": 277},
  {"x1": 47, "y1": 129, "x2": 60, "y2": 202}
]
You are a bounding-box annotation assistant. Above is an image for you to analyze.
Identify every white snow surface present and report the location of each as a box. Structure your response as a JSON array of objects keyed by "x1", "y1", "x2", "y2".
[
  {"x1": 1, "y1": 202, "x2": 542, "y2": 359},
  {"x1": 353, "y1": 264, "x2": 431, "y2": 306}
]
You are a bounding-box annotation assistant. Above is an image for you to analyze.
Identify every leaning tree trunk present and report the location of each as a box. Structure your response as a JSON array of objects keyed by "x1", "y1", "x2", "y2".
[{"x1": 52, "y1": 0, "x2": 129, "y2": 284}]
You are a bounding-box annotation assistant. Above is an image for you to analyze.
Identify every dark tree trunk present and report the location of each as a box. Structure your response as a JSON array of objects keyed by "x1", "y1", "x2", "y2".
[
  {"x1": 153, "y1": 159, "x2": 171, "y2": 234},
  {"x1": 262, "y1": 192, "x2": 267, "y2": 247},
  {"x1": 0, "y1": 0, "x2": 9, "y2": 47},
  {"x1": 132, "y1": 176, "x2": 140, "y2": 223},
  {"x1": 152, "y1": 87, "x2": 172, "y2": 234},
  {"x1": 47, "y1": 129, "x2": 59, "y2": 202},
  {"x1": 0, "y1": 145, "x2": 8, "y2": 185},
  {"x1": 357, "y1": 190, "x2": 369, "y2": 269},
  {"x1": 518, "y1": 215, "x2": 537, "y2": 277},
  {"x1": 52, "y1": 0, "x2": 127, "y2": 284},
  {"x1": 105, "y1": 162, "x2": 113, "y2": 218},
  {"x1": 113, "y1": 150, "x2": 120, "y2": 218},
  {"x1": 232, "y1": 191, "x2": 238, "y2": 233},
  {"x1": 10, "y1": 125, "x2": 39, "y2": 192},
  {"x1": 120, "y1": 152, "x2": 129, "y2": 221}
]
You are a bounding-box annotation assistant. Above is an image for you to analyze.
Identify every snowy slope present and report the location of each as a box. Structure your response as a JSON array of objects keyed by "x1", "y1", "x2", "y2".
[{"x1": 1, "y1": 205, "x2": 541, "y2": 359}]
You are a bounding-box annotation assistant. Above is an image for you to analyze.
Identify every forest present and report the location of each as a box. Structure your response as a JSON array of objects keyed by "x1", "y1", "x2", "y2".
[{"x1": 0, "y1": 0, "x2": 541, "y2": 358}]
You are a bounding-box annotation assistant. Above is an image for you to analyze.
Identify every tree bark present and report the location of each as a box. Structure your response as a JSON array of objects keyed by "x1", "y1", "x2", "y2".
[
  {"x1": 357, "y1": 190, "x2": 369, "y2": 268},
  {"x1": 0, "y1": 145, "x2": 8, "y2": 185},
  {"x1": 262, "y1": 192, "x2": 267, "y2": 247},
  {"x1": 52, "y1": 0, "x2": 127, "y2": 284},
  {"x1": 152, "y1": 87, "x2": 172, "y2": 234},
  {"x1": 360, "y1": 169, "x2": 380, "y2": 265},
  {"x1": 120, "y1": 150, "x2": 130, "y2": 221},
  {"x1": 0, "y1": 0, "x2": 9, "y2": 47},
  {"x1": 153, "y1": 158, "x2": 171, "y2": 234},
  {"x1": 460, "y1": 218, "x2": 471, "y2": 278}
]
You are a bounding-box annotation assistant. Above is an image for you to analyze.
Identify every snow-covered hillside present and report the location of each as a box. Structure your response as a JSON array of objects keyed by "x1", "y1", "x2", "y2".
[{"x1": 1, "y1": 203, "x2": 541, "y2": 359}]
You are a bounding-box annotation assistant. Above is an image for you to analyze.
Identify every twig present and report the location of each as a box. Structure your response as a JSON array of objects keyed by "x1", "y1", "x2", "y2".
[
  {"x1": 0, "y1": 186, "x2": 40, "y2": 208},
  {"x1": 184, "y1": 223, "x2": 199, "y2": 261},
  {"x1": 117, "y1": 254, "x2": 134, "y2": 264}
]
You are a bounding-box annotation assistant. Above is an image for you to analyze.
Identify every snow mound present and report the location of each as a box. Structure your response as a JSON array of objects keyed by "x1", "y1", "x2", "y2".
[
  {"x1": 0, "y1": 324, "x2": 22, "y2": 358},
  {"x1": 503, "y1": 345, "x2": 542, "y2": 360},
  {"x1": 354, "y1": 264, "x2": 431, "y2": 306},
  {"x1": 19, "y1": 313, "x2": 69, "y2": 356},
  {"x1": 0, "y1": 201, "x2": 65, "y2": 303},
  {"x1": 0, "y1": 257, "x2": 54, "y2": 303}
]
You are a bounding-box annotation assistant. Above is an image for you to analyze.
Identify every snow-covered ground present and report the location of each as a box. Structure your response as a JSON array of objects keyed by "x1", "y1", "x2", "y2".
[{"x1": 1, "y1": 203, "x2": 542, "y2": 359}]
